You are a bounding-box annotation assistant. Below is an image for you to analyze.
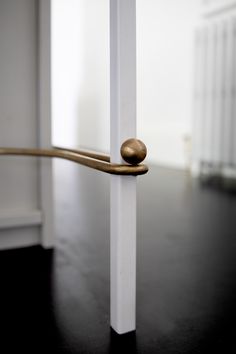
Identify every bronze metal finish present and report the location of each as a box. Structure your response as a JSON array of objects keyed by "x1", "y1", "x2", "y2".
[
  {"x1": 54, "y1": 146, "x2": 110, "y2": 163},
  {"x1": 121, "y1": 138, "x2": 147, "y2": 165},
  {"x1": 0, "y1": 139, "x2": 148, "y2": 176}
]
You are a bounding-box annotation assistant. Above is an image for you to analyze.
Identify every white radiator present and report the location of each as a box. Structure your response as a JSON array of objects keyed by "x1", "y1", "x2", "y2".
[{"x1": 193, "y1": 13, "x2": 236, "y2": 178}]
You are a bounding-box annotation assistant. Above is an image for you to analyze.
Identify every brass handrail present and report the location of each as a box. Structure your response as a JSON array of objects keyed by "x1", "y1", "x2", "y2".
[
  {"x1": 54, "y1": 146, "x2": 110, "y2": 162},
  {"x1": 0, "y1": 138, "x2": 148, "y2": 176}
]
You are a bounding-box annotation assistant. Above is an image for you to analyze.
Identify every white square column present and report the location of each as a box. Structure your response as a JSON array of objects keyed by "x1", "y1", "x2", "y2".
[
  {"x1": 39, "y1": 0, "x2": 54, "y2": 248},
  {"x1": 110, "y1": 0, "x2": 137, "y2": 334}
]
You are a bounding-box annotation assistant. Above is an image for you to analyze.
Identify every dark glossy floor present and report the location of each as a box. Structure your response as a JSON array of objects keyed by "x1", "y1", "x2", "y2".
[{"x1": 0, "y1": 161, "x2": 236, "y2": 353}]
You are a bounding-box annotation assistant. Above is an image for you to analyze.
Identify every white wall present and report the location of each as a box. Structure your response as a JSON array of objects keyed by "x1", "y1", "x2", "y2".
[
  {"x1": 0, "y1": 0, "x2": 41, "y2": 248},
  {"x1": 52, "y1": 0, "x2": 110, "y2": 152},
  {"x1": 0, "y1": 0, "x2": 54, "y2": 250},
  {"x1": 137, "y1": 0, "x2": 199, "y2": 168},
  {"x1": 52, "y1": 0, "x2": 199, "y2": 169}
]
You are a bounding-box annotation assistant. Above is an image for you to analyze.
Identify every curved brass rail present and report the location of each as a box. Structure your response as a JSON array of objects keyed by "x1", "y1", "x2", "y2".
[
  {"x1": 54, "y1": 146, "x2": 110, "y2": 163},
  {"x1": 0, "y1": 139, "x2": 148, "y2": 176}
]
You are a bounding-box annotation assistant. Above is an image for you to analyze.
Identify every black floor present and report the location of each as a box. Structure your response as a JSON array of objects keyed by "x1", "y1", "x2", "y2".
[{"x1": 0, "y1": 161, "x2": 236, "y2": 353}]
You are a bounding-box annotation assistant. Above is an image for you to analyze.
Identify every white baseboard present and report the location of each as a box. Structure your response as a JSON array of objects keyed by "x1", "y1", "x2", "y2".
[
  {"x1": 222, "y1": 167, "x2": 236, "y2": 179},
  {"x1": 191, "y1": 162, "x2": 236, "y2": 179},
  {"x1": 190, "y1": 162, "x2": 201, "y2": 177},
  {"x1": 0, "y1": 209, "x2": 42, "y2": 230},
  {"x1": 0, "y1": 209, "x2": 42, "y2": 250},
  {"x1": 0, "y1": 227, "x2": 41, "y2": 250}
]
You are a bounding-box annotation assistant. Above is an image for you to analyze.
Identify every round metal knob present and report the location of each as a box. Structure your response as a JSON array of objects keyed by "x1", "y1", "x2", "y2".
[{"x1": 120, "y1": 138, "x2": 147, "y2": 165}]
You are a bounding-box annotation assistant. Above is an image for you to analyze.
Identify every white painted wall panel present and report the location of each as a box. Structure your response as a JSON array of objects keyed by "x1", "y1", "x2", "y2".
[
  {"x1": 137, "y1": 0, "x2": 199, "y2": 168},
  {"x1": 0, "y1": 0, "x2": 39, "y2": 211},
  {"x1": 0, "y1": 0, "x2": 47, "y2": 249},
  {"x1": 52, "y1": 0, "x2": 110, "y2": 153}
]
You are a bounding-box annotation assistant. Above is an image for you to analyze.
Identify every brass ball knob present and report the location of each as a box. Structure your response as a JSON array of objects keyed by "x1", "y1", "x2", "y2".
[{"x1": 120, "y1": 138, "x2": 147, "y2": 165}]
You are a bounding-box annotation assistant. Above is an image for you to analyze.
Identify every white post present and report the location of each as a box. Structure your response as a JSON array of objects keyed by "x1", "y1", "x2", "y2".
[
  {"x1": 110, "y1": 0, "x2": 137, "y2": 334},
  {"x1": 38, "y1": 0, "x2": 54, "y2": 248}
]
